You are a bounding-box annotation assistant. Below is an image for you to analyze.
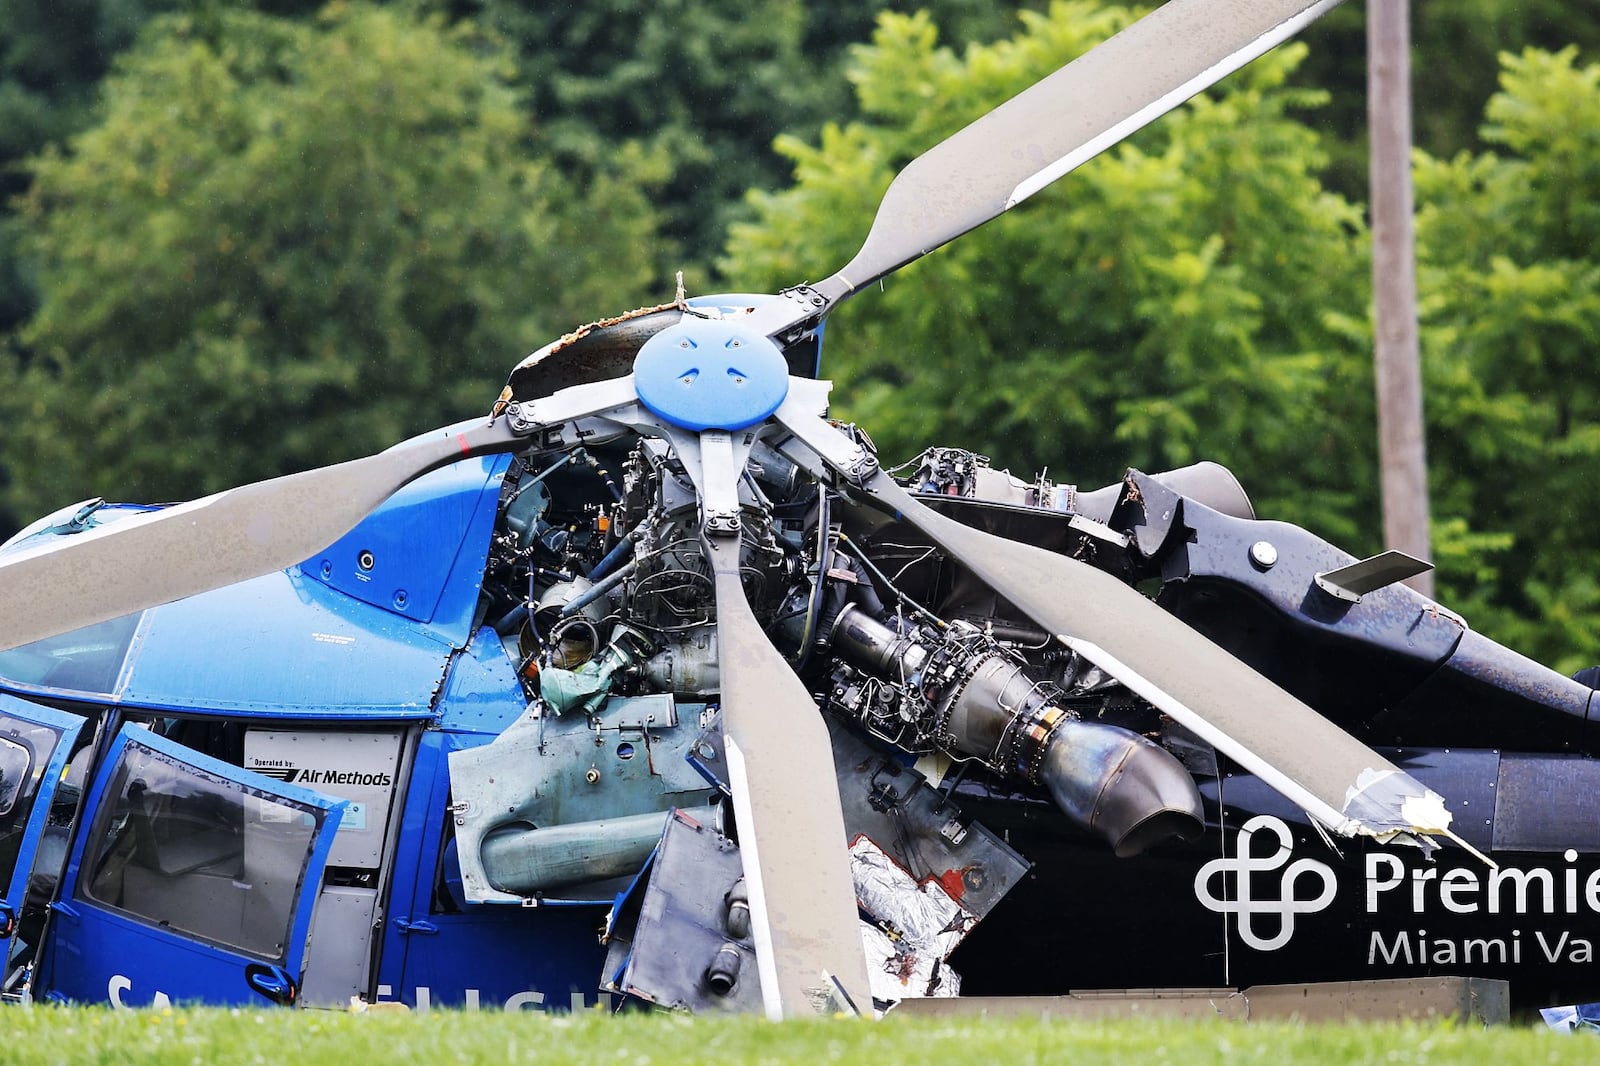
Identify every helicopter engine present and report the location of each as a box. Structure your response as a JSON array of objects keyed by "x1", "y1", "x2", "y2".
[
  {"x1": 825, "y1": 603, "x2": 1203, "y2": 857},
  {"x1": 460, "y1": 431, "x2": 1206, "y2": 889}
]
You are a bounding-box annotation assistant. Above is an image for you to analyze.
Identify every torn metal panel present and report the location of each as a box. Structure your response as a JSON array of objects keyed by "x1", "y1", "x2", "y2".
[
  {"x1": 828, "y1": 719, "x2": 1029, "y2": 1005},
  {"x1": 852, "y1": 839, "x2": 965, "y2": 1001},
  {"x1": 683, "y1": 709, "x2": 1028, "y2": 1006},
  {"x1": 826, "y1": 718, "x2": 1030, "y2": 922},
  {"x1": 602, "y1": 809, "x2": 763, "y2": 1014},
  {"x1": 447, "y1": 694, "x2": 716, "y2": 904}
]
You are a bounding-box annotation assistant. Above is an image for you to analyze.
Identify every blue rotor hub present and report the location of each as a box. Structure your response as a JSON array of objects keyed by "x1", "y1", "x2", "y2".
[{"x1": 632, "y1": 319, "x2": 789, "y2": 432}]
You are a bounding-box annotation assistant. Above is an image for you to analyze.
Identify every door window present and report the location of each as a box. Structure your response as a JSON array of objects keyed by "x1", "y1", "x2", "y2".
[
  {"x1": 0, "y1": 708, "x2": 79, "y2": 899},
  {"x1": 78, "y1": 738, "x2": 328, "y2": 962}
]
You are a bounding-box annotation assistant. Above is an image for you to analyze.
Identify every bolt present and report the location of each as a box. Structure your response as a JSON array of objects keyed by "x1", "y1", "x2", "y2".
[
  {"x1": 1249, "y1": 541, "x2": 1278, "y2": 569},
  {"x1": 585, "y1": 767, "x2": 601, "y2": 785}
]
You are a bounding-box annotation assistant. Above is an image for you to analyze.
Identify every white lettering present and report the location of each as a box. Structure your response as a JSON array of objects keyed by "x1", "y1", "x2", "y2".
[
  {"x1": 1369, "y1": 930, "x2": 1413, "y2": 965},
  {"x1": 1439, "y1": 868, "x2": 1479, "y2": 913},
  {"x1": 1489, "y1": 867, "x2": 1554, "y2": 914},
  {"x1": 1366, "y1": 854, "x2": 1405, "y2": 911},
  {"x1": 504, "y1": 991, "x2": 546, "y2": 1010},
  {"x1": 370, "y1": 984, "x2": 555, "y2": 1012},
  {"x1": 106, "y1": 974, "x2": 170, "y2": 1010},
  {"x1": 1411, "y1": 867, "x2": 1439, "y2": 911},
  {"x1": 1538, "y1": 930, "x2": 1570, "y2": 963},
  {"x1": 1464, "y1": 937, "x2": 1508, "y2": 964}
]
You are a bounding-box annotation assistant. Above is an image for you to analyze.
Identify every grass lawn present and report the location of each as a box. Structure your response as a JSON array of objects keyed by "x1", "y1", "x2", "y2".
[{"x1": 2, "y1": 1007, "x2": 1596, "y2": 1066}]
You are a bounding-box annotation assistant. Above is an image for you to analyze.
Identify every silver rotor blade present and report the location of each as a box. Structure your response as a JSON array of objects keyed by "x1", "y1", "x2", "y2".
[
  {"x1": 702, "y1": 532, "x2": 869, "y2": 1019},
  {"x1": 772, "y1": 400, "x2": 1449, "y2": 842},
  {"x1": 748, "y1": 0, "x2": 1345, "y2": 337},
  {"x1": 862, "y1": 472, "x2": 1444, "y2": 838},
  {"x1": 0, "y1": 418, "x2": 522, "y2": 653}
]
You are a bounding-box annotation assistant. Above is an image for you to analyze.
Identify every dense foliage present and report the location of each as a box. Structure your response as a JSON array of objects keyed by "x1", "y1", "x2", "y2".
[
  {"x1": 727, "y1": 2, "x2": 1600, "y2": 667},
  {"x1": 1414, "y1": 46, "x2": 1600, "y2": 669},
  {"x1": 727, "y1": 5, "x2": 1374, "y2": 538},
  {"x1": 0, "y1": 0, "x2": 1596, "y2": 665},
  {"x1": 0, "y1": 5, "x2": 663, "y2": 514}
]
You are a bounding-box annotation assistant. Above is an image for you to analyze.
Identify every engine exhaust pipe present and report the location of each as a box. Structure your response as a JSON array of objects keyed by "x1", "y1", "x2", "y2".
[
  {"x1": 830, "y1": 604, "x2": 1203, "y2": 856},
  {"x1": 1038, "y1": 719, "x2": 1204, "y2": 857}
]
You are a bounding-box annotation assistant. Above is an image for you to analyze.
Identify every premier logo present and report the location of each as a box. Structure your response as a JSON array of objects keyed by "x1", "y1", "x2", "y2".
[
  {"x1": 1193, "y1": 815, "x2": 1600, "y2": 965},
  {"x1": 1366, "y1": 849, "x2": 1600, "y2": 915},
  {"x1": 1366, "y1": 847, "x2": 1600, "y2": 965},
  {"x1": 1193, "y1": 815, "x2": 1337, "y2": 950}
]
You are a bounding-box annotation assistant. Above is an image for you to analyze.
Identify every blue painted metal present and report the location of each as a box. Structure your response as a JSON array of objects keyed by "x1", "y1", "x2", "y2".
[
  {"x1": 375, "y1": 730, "x2": 607, "y2": 1011},
  {"x1": 0, "y1": 454, "x2": 509, "y2": 716},
  {"x1": 303, "y1": 449, "x2": 511, "y2": 639},
  {"x1": 683, "y1": 293, "x2": 828, "y2": 378},
  {"x1": 0, "y1": 695, "x2": 84, "y2": 914},
  {"x1": 78, "y1": 570, "x2": 453, "y2": 718},
  {"x1": 35, "y1": 723, "x2": 344, "y2": 1006},
  {"x1": 433, "y1": 627, "x2": 527, "y2": 735},
  {"x1": 632, "y1": 320, "x2": 789, "y2": 432}
]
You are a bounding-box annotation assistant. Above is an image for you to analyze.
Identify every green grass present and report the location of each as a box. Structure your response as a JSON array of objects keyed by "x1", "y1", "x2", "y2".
[{"x1": 0, "y1": 1008, "x2": 1596, "y2": 1066}]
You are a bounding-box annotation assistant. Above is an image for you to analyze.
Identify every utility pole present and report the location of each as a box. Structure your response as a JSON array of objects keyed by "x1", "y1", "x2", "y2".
[{"x1": 1368, "y1": 0, "x2": 1434, "y2": 597}]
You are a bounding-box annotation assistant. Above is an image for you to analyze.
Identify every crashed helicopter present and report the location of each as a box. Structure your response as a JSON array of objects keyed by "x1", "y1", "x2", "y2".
[{"x1": 0, "y1": 0, "x2": 1594, "y2": 1020}]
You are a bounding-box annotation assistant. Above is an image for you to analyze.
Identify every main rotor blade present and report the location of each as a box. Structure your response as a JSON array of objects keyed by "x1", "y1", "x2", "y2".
[
  {"x1": 771, "y1": 392, "x2": 1447, "y2": 840},
  {"x1": 751, "y1": 0, "x2": 1344, "y2": 335},
  {"x1": 0, "y1": 419, "x2": 522, "y2": 652},
  {"x1": 703, "y1": 531, "x2": 869, "y2": 1018},
  {"x1": 853, "y1": 471, "x2": 1443, "y2": 838}
]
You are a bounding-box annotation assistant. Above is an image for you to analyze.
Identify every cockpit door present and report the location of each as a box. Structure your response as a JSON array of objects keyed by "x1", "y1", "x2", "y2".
[
  {"x1": 0, "y1": 695, "x2": 86, "y2": 942},
  {"x1": 35, "y1": 723, "x2": 343, "y2": 1007}
]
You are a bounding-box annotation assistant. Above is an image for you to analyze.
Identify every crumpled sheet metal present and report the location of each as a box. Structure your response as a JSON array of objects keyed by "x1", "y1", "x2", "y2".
[
  {"x1": 1542, "y1": 1002, "x2": 1600, "y2": 1033},
  {"x1": 1341, "y1": 767, "x2": 1494, "y2": 866},
  {"x1": 850, "y1": 837, "x2": 974, "y2": 1002},
  {"x1": 1342, "y1": 768, "x2": 1448, "y2": 837}
]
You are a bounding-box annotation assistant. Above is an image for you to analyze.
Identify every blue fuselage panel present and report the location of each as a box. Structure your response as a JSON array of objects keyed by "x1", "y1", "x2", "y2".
[
  {"x1": 0, "y1": 455, "x2": 511, "y2": 718},
  {"x1": 113, "y1": 569, "x2": 452, "y2": 717}
]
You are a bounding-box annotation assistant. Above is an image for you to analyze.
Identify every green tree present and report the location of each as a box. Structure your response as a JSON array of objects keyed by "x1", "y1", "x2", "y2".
[
  {"x1": 0, "y1": 3, "x2": 665, "y2": 524},
  {"x1": 431, "y1": 0, "x2": 1036, "y2": 283},
  {"x1": 1415, "y1": 47, "x2": 1600, "y2": 671},
  {"x1": 0, "y1": 0, "x2": 184, "y2": 331},
  {"x1": 724, "y1": 2, "x2": 1375, "y2": 541},
  {"x1": 1289, "y1": 1, "x2": 1600, "y2": 198}
]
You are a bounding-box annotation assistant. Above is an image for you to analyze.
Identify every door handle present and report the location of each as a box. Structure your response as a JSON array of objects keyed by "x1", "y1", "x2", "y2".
[{"x1": 244, "y1": 962, "x2": 298, "y2": 1006}]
